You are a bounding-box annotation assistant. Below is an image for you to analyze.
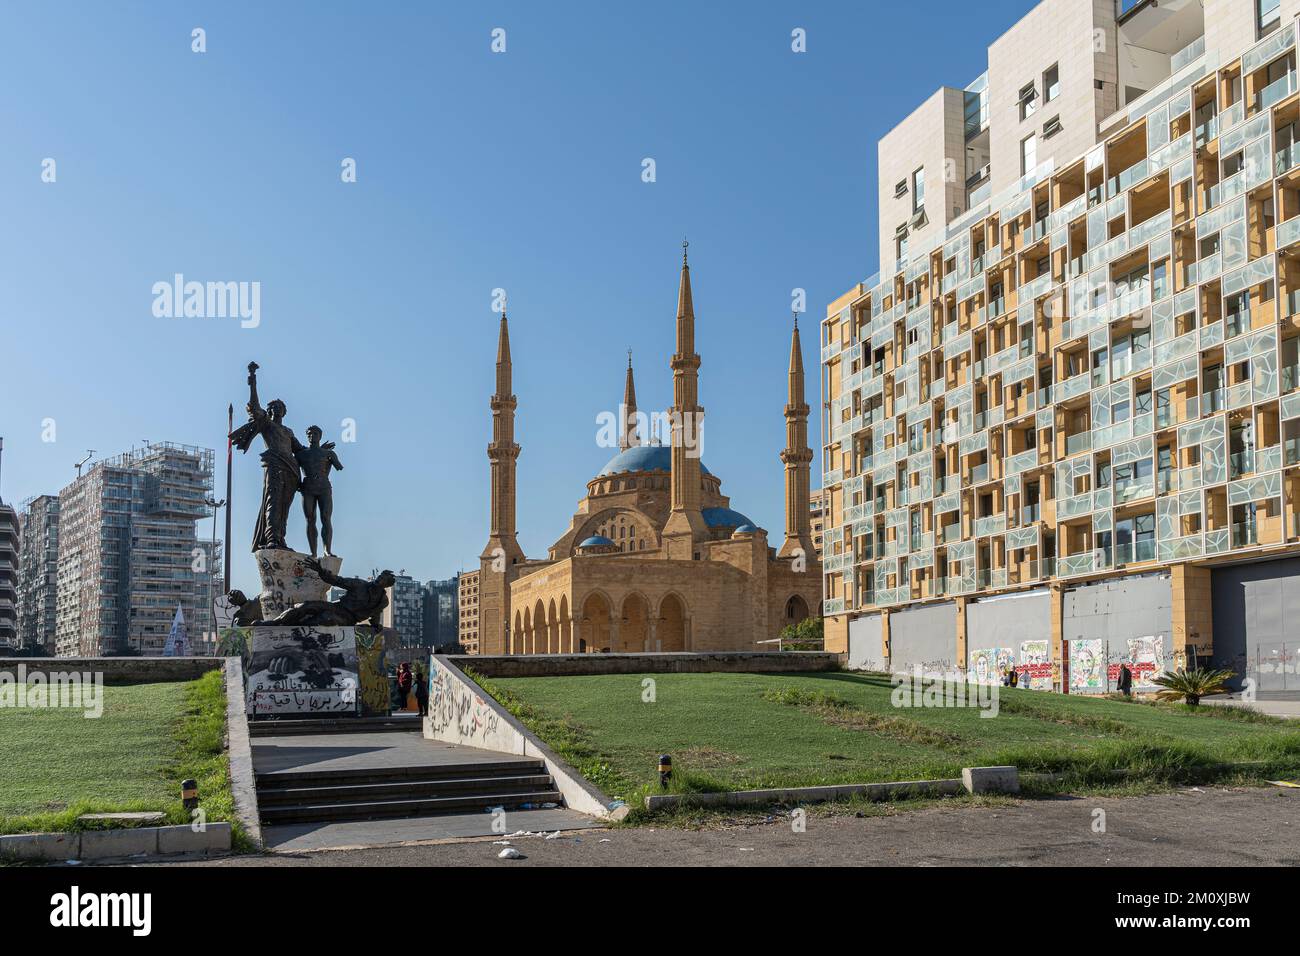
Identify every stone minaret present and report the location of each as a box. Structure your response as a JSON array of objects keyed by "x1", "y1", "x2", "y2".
[
  {"x1": 480, "y1": 310, "x2": 525, "y2": 654},
  {"x1": 619, "y1": 350, "x2": 639, "y2": 451},
  {"x1": 663, "y1": 241, "x2": 708, "y2": 557},
  {"x1": 778, "y1": 313, "x2": 815, "y2": 561}
]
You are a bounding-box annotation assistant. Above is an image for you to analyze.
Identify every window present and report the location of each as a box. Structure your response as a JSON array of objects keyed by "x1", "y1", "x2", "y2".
[
  {"x1": 1259, "y1": 0, "x2": 1282, "y2": 37},
  {"x1": 896, "y1": 231, "x2": 909, "y2": 263},
  {"x1": 1019, "y1": 82, "x2": 1037, "y2": 121},
  {"x1": 894, "y1": 179, "x2": 908, "y2": 198},
  {"x1": 912, "y1": 167, "x2": 925, "y2": 213},
  {"x1": 1044, "y1": 65, "x2": 1060, "y2": 103},
  {"x1": 1021, "y1": 133, "x2": 1037, "y2": 176}
]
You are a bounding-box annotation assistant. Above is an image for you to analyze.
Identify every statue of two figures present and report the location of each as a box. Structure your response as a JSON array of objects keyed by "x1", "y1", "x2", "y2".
[
  {"x1": 228, "y1": 362, "x2": 392, "y2": 627},
  {"x1": 229, "y1": 361, "x2": 341, "y2": 557}
]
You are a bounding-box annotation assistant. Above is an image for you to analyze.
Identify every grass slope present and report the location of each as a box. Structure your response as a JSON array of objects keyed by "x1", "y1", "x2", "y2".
[
  {"x1": 0, "y1": 671, "x2": 246, "y2": 846},
  {"x1": 480, "y1": 670, "x2": 1300, "y2": 808}
]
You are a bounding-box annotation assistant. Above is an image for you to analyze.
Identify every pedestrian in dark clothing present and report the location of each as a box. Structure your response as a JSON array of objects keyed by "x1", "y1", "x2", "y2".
[
  {"x1": 414, "y1": 665, "x2": 429, "y2": 717},
  {"x1": 1008, "y1": 667, "x2": 1019, "y2": 688},
  {"x1": 1118, "y1": 663, "x2": 1133, "y2": 697},
  {"x1": 396, "y1": 662, "x2": 413, "y2": 711}
]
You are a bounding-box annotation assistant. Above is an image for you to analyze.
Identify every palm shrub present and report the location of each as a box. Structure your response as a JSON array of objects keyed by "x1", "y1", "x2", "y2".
[{"x1": 1151, "y1": 668, "x2": 1235, "y2": 707}]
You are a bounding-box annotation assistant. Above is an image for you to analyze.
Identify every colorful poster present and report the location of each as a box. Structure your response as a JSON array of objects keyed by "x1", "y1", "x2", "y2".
[
  {"x1": 1017, "y1": 639, "x2": 1053, "y2": 690},
  {"x1": 1107, "y1": 635, "x2": 1166, "y2": 689},
  {"x1": 1069, "y1": 638, "x2": 1106, "y2": 693},
  {"x1": 246, "y1": 626, "x2": 359, "y2": 717},
  {"x1": 968, "y1": 646, "x2": 1014, "y2": 685},
  {"x1": 354, "y1": 626, "x2": 391, "y2": 718}
]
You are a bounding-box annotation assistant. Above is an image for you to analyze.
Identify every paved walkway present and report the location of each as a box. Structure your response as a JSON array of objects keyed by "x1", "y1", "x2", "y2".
[
  {"x1": 263, "y1": 808, "x2": 597, "y2": 852},
  {"x1": 1202, "y1": 695, "x2": 1300, "y2": 719}
]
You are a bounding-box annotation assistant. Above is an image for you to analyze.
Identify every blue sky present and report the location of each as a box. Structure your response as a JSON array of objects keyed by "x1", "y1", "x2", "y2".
[{"x1": 0, "y1": 0, "x2": 1032, "y2": 593}]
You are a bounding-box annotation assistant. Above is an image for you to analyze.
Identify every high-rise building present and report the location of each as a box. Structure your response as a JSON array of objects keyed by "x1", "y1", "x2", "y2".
[
  {"x1": 422, "y1": 577, "x2": 460, "y2": 650},
  {"x1": 809, "y1": 487, "x2": 827, "y2": 560},
  {"x1": 822, "y1": 0, "x2": 1300, "y2": 692},
  {"x1": 0, "y1": 503, "x2": 18, "y2": 653},
  {"x1": 55, "y1": 443, "x2": 221, "y2": 656},
  {"x1": 458, "y1": 569, "x2": 480, "y2": 654},
  {"x1": 16, "y1": 495, "x2": 59, "y2": 653},
  {"x1": 382, "y1": 573, "x2": 425, "y2": 646}
]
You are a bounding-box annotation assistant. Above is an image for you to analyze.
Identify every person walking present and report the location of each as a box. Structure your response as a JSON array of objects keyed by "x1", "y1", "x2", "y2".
[
  {"x1": 396, "y1": 662, "x2": 414, "y2": 711},
  {"x1": 414, "y1": 664, "x2": 429, "y2": 717},
  {"x1": 1118, "y1": 662, "x2": 1133, "y2": 697}
]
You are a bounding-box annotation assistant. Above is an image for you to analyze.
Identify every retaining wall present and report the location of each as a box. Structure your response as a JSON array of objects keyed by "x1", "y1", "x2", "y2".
[{"x1": 449, "y1": 651, "x2": 840, "y2": 678}]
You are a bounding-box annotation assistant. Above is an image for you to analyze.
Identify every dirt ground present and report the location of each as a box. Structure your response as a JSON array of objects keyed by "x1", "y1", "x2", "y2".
[{"x1": 159, "y1": 784, "x2": 1300, "y2": 867}]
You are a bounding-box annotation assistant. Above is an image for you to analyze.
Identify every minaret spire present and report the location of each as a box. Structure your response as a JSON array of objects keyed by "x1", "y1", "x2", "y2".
[
  {"x1": 620, "y1": 350, "x2": 639, "y2": 451},
  {"x1": 663, "y1": 239, "x2": 708, "y2": 556},
  {"x1": 483, "y1": 308, "x2": 525, "y2": 564},
  {"x1": 779, "y1": 311, "x2": 815, "y2": 561}
]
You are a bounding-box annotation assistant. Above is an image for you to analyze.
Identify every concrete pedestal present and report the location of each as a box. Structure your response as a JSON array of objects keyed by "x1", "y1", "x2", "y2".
[{"x1": 254, "y1": 548, "x2": 343, "y2": 618}]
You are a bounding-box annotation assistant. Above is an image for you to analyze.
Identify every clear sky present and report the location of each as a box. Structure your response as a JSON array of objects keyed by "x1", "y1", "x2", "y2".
[{"x1": 0, "y1": 0, "x2": 1033, "y2": 594}]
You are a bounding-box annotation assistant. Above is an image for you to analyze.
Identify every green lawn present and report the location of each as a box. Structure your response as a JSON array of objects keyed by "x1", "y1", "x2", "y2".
[
  {"x1": 480, "y1": 670, "x2": 1300, "y2": 806},
  {"x1": 0, "y1": 672, "x2": 245, "y2": 844}
]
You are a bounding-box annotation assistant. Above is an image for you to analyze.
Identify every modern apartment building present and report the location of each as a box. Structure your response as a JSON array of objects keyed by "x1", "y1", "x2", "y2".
[
  {"x1": 422, "y1": 576, "x2": 460, "y2": 650},
  {"x1": 0, "y1": 503, "x2": 18, "y2": 653},
  {"x1": 458, "y1": 568, "x2": 480, "y2": 654},
  {"x1": 55, "y1": 443, "x2": 221, "y2": 656},
  {"x1": 823, "y1": 0, "x2": 1300, "y2": 695},
  {"x1": 382, "y1": 573, "x2": 426, "y2": 646},
  {"x1": 16, "y1": 495, "x2": 59, "y2": 653},
  {"x1": 809, "y1": 487, "x2": 828, "y2": 559}
]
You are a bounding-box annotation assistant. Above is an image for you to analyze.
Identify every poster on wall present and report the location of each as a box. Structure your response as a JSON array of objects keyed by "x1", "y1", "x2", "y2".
[
  {"x1": 1068, "y1": 638, "x2": 1106, "y2": 693},
  {"x1": 1017, "y1": 639, "x2": 1053, "y2": 690},
  {"x1": 968, "y1": 646, "x2": 1014, "y2": 685},
  {"x1": 246, "y1": 626, "x2": 359, "y2": 717},
  {"x1": 1109, "y1": 635, "x2": 1166, "y2": 690}
]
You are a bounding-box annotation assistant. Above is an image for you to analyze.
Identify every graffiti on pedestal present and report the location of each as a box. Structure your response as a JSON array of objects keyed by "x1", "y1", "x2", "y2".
[{"x1": 246, "y1": 626, "x2": 359, "y2": 716}]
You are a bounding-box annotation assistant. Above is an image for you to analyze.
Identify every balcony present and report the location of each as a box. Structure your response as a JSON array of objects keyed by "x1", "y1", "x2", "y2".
[
  {"x1": 1233, "y1": 521, "x2": 1258, "y2": 548},
  {"x1": 1114, "y1": 539, "x2": 1157, "y2": 565},
  {"x1": 1255, "y1": 71, "x2": 1297, "y2": 114}
]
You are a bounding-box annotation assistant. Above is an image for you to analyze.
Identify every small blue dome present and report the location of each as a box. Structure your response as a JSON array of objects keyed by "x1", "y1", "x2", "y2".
[
  {"x1": 578, "y1": 535, "x2": 614, "y2": 548},
  {"x1": 598, "y1": 446, "x2": 711, "y2": 477},
  {"x1": 734, "y1": 523, "x2": 758, "y2": 534},
  {"x1": 702, "y1": 507, "x2": 754, "y2": 529}
]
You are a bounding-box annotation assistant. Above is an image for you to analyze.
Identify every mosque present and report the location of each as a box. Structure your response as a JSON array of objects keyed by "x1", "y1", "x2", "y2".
[{"x1": 473, "y1": 245, "x2": 822, "y2": 655}]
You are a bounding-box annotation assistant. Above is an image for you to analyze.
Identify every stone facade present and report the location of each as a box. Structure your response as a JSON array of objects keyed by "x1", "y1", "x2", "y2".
[{"x1": 473, "y1": 248, "x2": 823, "y2": 655}]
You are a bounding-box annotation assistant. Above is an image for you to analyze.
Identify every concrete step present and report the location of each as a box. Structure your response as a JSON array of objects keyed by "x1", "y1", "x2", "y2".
[
  {"x1": 249, "y1": 716, "x2": 423, "y2": 737},
  {"x1": 256, "y1": 774, "x2": 556, "y2": 807},
  {"x1": 259, "y1": 789, "x2": 565, "y2": 824},
  {"x1": 256, "y1": 759, "x2": 546, "y2": 791}
]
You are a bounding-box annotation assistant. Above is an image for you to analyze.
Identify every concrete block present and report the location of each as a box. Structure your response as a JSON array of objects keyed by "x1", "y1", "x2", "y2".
[
  {"x1": 0, "y1": 831, "x2": 80, "y2": 861},
  {"x1": 157, "y1": 823, "x2": 232, "y2": 855},
  {"x1": 962, "y1": 766, "x2": 1020, "y2": 794},
  {"x1": 79, "y1": 826, "x2": 159, "y2": 860}
]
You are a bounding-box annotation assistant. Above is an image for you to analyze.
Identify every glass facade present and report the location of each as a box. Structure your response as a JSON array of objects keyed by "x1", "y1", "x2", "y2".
[{"x1": 822, "y1": 21, "x2": 1300, "y2": 617}]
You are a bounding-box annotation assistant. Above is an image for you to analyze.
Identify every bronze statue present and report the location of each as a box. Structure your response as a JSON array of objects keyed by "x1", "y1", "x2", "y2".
[
  {"x1": 224, "y1": 589, "x2": 262, "y2": 627},
  {"x1": 295, "y1": 425, "x2": 343, "y2": 558},
  {"x1": 230, "y1": 362, "x2": 303, "y2": 552},
  {"x1": 260, "y1": 559, "x2": 395, "y2": 629}
]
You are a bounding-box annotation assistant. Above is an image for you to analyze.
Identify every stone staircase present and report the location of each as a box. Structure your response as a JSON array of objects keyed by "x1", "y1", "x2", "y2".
[
  {"x1": 248, "y1": 715, "x2": 422, "y2": 738},
  {"x1": 256, "y1": 758, "x2": 563, "y2": 825}
]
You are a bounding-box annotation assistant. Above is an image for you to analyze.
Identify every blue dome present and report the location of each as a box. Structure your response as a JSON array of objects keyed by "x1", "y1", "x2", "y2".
[
  {"x1": 702, "y1": 507, "x2": 755, "y2": 529},
  {"x1": 598, "y1": 446, "x2": 711, "y2": 477},
  {"x1": 578, "y1": 535, "x2": 615, "y2": 548},
  {"x1": 734, "y1": 523, "x2": 758, "y2": 534}
]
